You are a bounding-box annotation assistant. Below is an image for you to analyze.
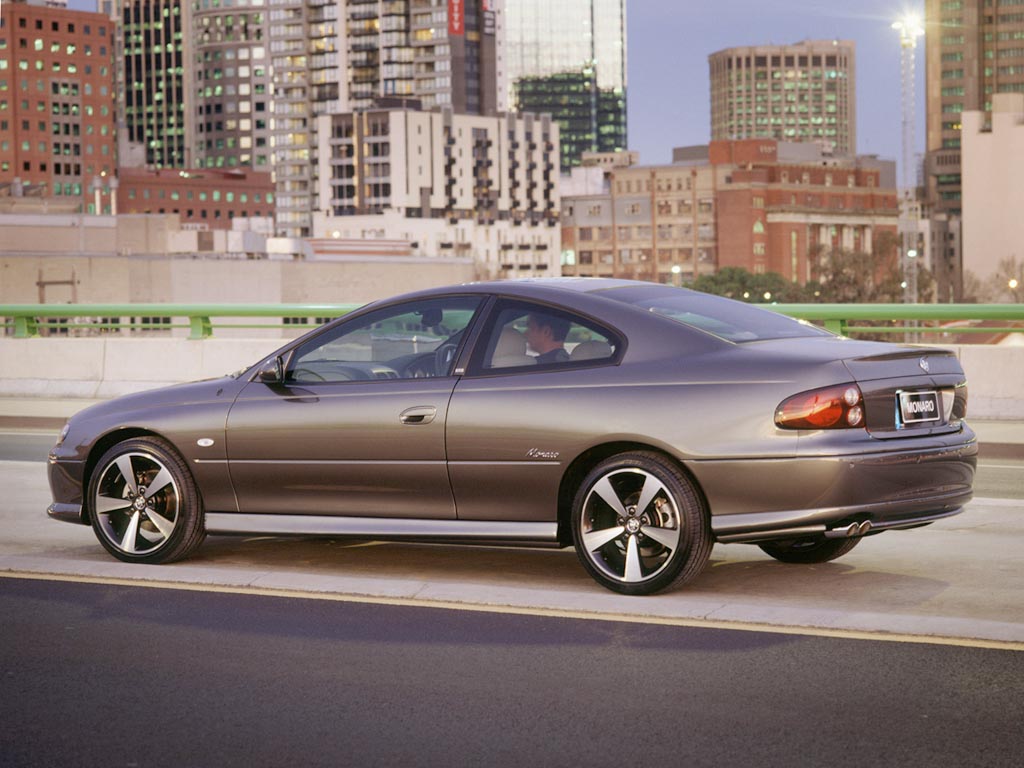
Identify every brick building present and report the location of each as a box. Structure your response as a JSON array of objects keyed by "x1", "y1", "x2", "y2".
[
  {"x1": 0, "y1": 0, "x2": 116, "y2": 211},
  {"x1": 560, "y1": 139, "x2": 899, "y2": 285},
  {"x1": 118, "y1": 167, "x2": 275, "y2": 228}
]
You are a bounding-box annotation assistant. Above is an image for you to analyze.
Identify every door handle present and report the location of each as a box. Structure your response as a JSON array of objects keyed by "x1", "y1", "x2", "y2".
[{"x1": 400, "y1": 405, "x2": 437, "y2": 425}]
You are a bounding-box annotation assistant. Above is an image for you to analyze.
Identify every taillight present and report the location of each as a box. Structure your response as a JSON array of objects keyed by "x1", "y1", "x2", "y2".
[{"x1": 775, "y1": 384, "x2": 865, "y2": 430}]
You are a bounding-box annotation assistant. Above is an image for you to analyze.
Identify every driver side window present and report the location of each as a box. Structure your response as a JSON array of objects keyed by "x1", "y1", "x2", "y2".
[{"x1": 286, "y1": 296, "x2": 482, "y2": 383}]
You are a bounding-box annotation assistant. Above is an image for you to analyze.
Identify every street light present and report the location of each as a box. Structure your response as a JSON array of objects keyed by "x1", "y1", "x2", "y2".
[
  {"x1": 670, "y1": 264, "x2": 682, "y2": 287},
  {"x1": 1010, "y1": 277, "x2": 1020, "y2": 302}
]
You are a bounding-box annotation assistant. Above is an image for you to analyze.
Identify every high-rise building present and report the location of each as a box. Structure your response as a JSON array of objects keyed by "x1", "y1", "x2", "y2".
[
  {"x1": 0, "y1": 0, "x2": 117, "y2": 211},
  {"x1": 118, "y1": 0, "x2": 193, "y2": 167},
  {"x1": 500, "y1": 0, "x2": 627, "y2": 171},
  {"x1": 709, "y1": 40, "x2": 857, "y2": 155},
  {"x1": 924, "y1": 0, "x2": 1024, "y2": 218}
]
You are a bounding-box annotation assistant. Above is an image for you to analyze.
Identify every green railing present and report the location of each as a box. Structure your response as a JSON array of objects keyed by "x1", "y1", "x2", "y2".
[
  {"x1": 1, "y1": 302, "x2": 1022, "y2": 340},
  {"x1": 767, "y1": 303, "x2": 1024, "y2": 338},
  {"x1": 0, "y1": 304, "x2": 361, "y2": 339}
]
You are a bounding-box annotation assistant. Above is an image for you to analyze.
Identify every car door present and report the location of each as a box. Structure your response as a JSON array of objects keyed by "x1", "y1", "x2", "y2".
[
  {"x1": 446, "y1": 298, "x2": 623, "y2": 523},
  {"x1": 225, "y1": 295, "x2": 483, "y2": 518}
]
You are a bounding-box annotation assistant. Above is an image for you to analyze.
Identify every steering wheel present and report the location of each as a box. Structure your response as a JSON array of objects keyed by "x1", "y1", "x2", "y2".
[
  {"x1": 433, "y1": 342, "x2": 459, "y2": 376},
  {"x1": 291, "y1": 367, "x2": 326, "y2": 382},
  {"x1": 401, "y1": 354, "x2": 436, "y2": 378}
]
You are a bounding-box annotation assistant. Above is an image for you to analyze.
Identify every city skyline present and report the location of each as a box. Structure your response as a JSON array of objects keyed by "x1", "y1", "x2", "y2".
[{"x1": 63, "y1": 0, "x2": 926, "y2": 166}]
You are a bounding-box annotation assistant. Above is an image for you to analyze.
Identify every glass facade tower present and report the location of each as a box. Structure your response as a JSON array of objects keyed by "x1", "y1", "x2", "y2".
[
  {"x1": 502, "y1": 0, "x2": 627, "y2": 170},
  {"x1": 120, "y1": 0, "x2": 192, "y2": 167}
]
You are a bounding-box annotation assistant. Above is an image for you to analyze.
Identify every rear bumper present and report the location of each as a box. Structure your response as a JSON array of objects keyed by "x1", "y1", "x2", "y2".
[{"x1": 694, "y1": 437, "x2": 977, "y2": 544}]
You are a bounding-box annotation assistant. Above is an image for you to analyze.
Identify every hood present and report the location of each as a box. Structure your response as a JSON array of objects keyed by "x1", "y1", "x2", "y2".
[{"x1": 70, "y1": 376, "x2": 242, "y2": 425}]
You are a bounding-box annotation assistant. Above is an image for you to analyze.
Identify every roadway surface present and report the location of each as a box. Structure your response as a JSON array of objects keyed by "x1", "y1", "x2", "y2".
[
  {"x1": 1, "y1": 428, "x2": 1022, "y2": 765},
  {"x1": 2, "y1": 576, "x2": 1022, "y2": 768}
]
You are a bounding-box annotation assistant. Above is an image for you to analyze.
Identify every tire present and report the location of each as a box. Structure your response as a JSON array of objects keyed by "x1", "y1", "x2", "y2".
[
  {"x1": 87, "y1": 436, "x2": 206, "y2": 564},
  {"x1": 571, "y1": 451, "x2": 712, "y2": 595},
  {"x1": 758, "y1": 535, "x2": 861, "y2": 564}
]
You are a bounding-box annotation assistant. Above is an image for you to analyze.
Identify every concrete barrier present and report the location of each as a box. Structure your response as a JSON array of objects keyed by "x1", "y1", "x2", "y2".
[
  {"x1": 0, "y1": 337, "x2": 281, "y2": 399},
  {"x1": 1, "y1": 337, "x2": 1022, "y2": 418}
]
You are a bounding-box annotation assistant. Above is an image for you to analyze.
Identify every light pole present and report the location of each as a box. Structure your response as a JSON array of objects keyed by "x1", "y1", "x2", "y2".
[
  {"x1": 671, "y1": 264, "x2": 682, "y2": 287},
  {"x1": 1010, "y1": 277, "x2": 1020, "y2": 302},
  {"x1": 892, "y1": 15, "x2": 924, "y2": 304}
]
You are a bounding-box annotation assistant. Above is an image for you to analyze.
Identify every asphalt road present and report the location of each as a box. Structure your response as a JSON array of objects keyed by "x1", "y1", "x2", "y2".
[
  {"x1": 3, "y1": 429, "x2": 1021, "y2": 500},
  {"x1": 1, "y1": 576, "x2": 1022, "y2": 768}
]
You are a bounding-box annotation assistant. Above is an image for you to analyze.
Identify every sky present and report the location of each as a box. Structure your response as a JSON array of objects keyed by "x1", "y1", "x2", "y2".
[{"x1": 626, "y1": 0, "x2": 926, "y2": 164}]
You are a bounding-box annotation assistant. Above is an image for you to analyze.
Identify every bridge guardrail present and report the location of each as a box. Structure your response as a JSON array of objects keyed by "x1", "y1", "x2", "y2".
[{"x1": 1, "y1": 302, "x2": 1022, "y2": 340}]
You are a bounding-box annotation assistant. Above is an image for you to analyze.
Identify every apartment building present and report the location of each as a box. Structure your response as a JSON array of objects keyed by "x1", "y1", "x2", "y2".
[{"x1": 313, "y1": 107, "x2": 560, "y2": 278}]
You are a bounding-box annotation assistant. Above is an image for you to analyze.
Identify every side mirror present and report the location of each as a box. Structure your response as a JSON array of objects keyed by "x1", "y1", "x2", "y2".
[{"x1": 257, "y1": 356, "x2": 283, "y2": 384}]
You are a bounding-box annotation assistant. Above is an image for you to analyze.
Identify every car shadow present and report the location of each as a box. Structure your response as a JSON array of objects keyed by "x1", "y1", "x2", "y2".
[{"x1": 188, "y1": 535, "x2": 950, "y2": 610}]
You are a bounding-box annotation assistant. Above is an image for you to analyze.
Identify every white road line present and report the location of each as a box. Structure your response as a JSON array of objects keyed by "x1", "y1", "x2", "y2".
[{"x1": 2, "y1": 570, "x2": 1022, "y2": 653}]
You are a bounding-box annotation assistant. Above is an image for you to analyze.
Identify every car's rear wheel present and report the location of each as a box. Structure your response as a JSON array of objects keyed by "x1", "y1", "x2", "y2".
[
  {"x1": 88, "y1": 436, "x2": 205, "y2": 564},
  {"x1": 571, "y1": 452, "x2": 712, "y2": 595},
  {"x1": 757, "y1": 535, "x2": 861, "y2": 564}
]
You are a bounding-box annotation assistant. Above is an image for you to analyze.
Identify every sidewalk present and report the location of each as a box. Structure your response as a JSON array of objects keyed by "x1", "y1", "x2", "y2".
[{"x1": 1, "y1": 395, "x2": 1021, "y2": 458}]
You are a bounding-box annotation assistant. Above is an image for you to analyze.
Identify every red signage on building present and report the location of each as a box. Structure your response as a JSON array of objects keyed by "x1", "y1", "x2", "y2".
[{"x1": 449, "y1": 0, "x2": 465, "y2": 36}]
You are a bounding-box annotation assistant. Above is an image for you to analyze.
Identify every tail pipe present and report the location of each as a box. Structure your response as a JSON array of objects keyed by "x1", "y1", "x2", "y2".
[{"x1": 824, "y1": 520, "x2": 873, "y2": 539}]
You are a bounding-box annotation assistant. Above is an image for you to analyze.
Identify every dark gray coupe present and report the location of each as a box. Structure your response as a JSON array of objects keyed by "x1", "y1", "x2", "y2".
[{"x1": 48, "y1": 279, "x2": 977, "y2": 594}]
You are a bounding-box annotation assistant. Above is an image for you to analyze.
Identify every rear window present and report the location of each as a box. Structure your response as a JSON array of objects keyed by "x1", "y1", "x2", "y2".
[{"x1": 601, "y1": 286, "x2": 832, "y2": 343}]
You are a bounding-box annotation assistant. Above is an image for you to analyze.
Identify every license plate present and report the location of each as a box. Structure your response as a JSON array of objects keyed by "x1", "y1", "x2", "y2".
[{"x1": 898, "y1": 390, "x2": 941, "y2": 426}]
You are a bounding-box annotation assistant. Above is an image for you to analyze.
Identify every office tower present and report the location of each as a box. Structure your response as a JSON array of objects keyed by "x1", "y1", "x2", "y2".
[
  {"x1": 118, "y1": 0, "x2": 193, "y2": 167},
  {"x1": 709, "y1": 40, "x2": 857, "y2": 155},
  {"x1": 0, "y1": 0, "x2": 117, "y2": 210},
  {"x1": 500, "y1": 0, "x2": 627, "y2": 170},
  {"x1": 924, "y1": 0, "x2": 1024, "y2": 217}
]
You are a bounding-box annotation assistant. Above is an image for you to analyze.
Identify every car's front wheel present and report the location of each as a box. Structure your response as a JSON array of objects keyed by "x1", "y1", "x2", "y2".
[
  {"x1": 757, "y1": 536, "x2": 861, "y2": 564},
  {"x1": 88, "y1": 436, "x2": 205, "y2": 563},
  {"x1": 571, "y1": 452, "x2": 712, "y2": 595}
]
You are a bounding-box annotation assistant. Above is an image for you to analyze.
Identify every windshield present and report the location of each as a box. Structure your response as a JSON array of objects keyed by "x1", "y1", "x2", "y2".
[{"x1": 600, "y1": 286, "x2": 832, "y2": 343}]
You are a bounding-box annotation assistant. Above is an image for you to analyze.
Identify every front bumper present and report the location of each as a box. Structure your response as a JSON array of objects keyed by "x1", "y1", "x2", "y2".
[
  {"x1": 47, "y1": 502, "x2": 87, "y2": 525},
  {"x1": 47, "y1": 455, "x2": 88, "y2": 525}
]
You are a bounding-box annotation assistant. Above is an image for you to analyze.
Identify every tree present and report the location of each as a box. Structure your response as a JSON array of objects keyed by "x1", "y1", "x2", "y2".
[
  {"x1": 807, "y1": 231, "x2": 907, "y2": 303},
  {"x1": 692, "y1": 267, "x2": 809, "y2": 302}
]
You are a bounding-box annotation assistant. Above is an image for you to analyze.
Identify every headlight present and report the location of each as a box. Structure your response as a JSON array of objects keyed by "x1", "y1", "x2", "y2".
[{"x1": 56, "y1": 421, "x2": 71, "y2": 447}]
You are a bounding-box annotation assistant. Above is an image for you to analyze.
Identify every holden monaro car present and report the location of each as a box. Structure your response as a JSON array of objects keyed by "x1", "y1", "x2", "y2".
[{"x1": 48, "y1": 278, "x2": 977, "y2": 594}]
